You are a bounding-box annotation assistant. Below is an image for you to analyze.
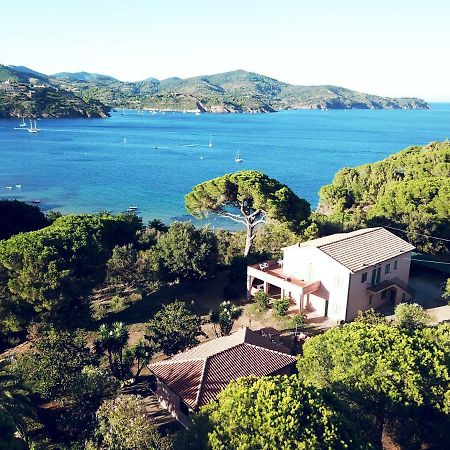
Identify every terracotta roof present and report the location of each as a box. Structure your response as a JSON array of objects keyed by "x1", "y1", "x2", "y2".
[
  {"x1": 149, "y1": 360, "x2": 204, "y2": 409},
  {"x1": 299, "y1": 227, "x2": 414, "y2": 273},
  {"x1": 149, "y1": 327, "x2": 296, "y2": 409}
]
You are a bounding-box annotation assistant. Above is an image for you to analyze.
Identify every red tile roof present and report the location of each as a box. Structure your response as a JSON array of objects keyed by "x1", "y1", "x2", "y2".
[{"x1": 149, "y1": 327, "x2": 296, "y2": 409}]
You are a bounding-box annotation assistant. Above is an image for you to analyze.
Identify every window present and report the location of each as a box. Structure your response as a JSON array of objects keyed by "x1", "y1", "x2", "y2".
[
  {"x1": 369, "y1": 295, "x2": 373, "y2": 305},
  {"x1": 385, "y1": 264, "x2": 390, "y2": 274},
  {"x1": 371, "y1": 269, "x2": 377, "y2": 286},
  {"x1": 381, "y1": 290, "x2": 387, "y2": 300},
  {"x1": 361, "y1": 272, "x2": 368, "y2": 283},
  {"x1": 394, "y1": 260, "x2": 398, "y2": 270}
]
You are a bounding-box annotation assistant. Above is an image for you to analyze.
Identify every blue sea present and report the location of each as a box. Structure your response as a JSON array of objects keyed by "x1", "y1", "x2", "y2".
[{"x1": 1, "y1": 104, "x2": 450, "y2": 228}]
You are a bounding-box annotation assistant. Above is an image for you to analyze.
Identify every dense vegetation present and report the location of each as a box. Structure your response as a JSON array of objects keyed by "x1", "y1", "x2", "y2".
[
  {"x1": 0, "y1": 148, "x2": 448, "y2": 448},
  {"x1": 0, "y1": 200, "x2": 49, "y2": 240},
  {"x1": 3, "y1": 65, "x2": 429, "y2": 112},
  {"x1": 0, "y1": 64, "x2": 110, "y2": 118},
  {"x1": 178, "y1": 308, "x2": 450, "y2": 449},
  {"x1": 185, "y1": 170, "x2": 311, "y2": 256},
  {"x1": 319, "y1": 141, "x2": 450, "y2": 253},
  {"x1": 51, "y1": 69, "x2": 430, "y2": 112}
]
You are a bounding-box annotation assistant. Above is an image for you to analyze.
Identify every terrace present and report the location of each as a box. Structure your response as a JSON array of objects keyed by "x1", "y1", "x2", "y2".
[{"x1": 247, "y1": 259, "x2": 321, "y2": 312}]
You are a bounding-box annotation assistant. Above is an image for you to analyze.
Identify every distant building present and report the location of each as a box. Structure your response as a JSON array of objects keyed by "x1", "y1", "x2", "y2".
[
  {"x1": 247, "y1": 227, "x2": 415, "y2": 322},
  {"x1": 0, "y1": 80, "x2": 28, "y2": 93},
  {"x1": 149, "y1": 327, "x2": 296, "y2": 427}
]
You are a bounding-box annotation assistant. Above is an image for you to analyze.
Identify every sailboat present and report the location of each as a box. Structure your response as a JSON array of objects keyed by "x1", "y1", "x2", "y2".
[
  {"x1": 19, "y1": 117, "x2": 27, "y2": 127},
  {"x1": 27, "y1": 120, "x2": 39, "y2": 133},
  {"x1": 235, "y1": 149, "x2": 243, "y2": 163},
  {"x1": 208, "y1": 134, "x2": 213, "y2": 148}
]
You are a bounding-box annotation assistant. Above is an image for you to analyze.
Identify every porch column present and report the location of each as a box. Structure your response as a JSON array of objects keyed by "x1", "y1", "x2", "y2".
[
  {"x1": 299, "y1": 294, "x2": 304, "y2": 313},
  {"x1": 263, "y1": 281, "x2": 269, "y2": 294},
  {"x1": 246, "y1": 275, "x2": 254, "y2": 300}
]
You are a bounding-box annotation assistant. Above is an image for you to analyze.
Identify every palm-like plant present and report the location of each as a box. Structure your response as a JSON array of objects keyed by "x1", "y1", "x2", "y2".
[
  {"x1": 95, "y1": 322, "x2": 129, "y2": 379},
  {"x1": 0, "y1": 359, "x2": 34, "y2": 442}
]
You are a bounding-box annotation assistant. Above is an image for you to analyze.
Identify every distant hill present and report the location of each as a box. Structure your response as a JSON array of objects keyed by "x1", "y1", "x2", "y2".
[
  {"x1": 0, "y1": 65, "x2": 30, "y2": 83},
  {"x1": 2, "y1": 65, "x2": 430, "y2": 113},
  {"x1": 0, "y1": 64, "x2": 110, "y2": 118},
  {"x1": 48, "y1": 69, "x2": 429, "y2": 112},
  {"x1": 8, "y1": 65, "x2": 48, "y2": 82},
  {"x1": 51, "y1": 71, "x2": 119, "y2": 84}
]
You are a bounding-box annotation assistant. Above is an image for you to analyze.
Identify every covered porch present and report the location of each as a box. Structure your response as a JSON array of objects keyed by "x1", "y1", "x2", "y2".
[
  {"x1": 367, "y1": 277, "x2": 415, "y2": 307},
  {"x1": 247, "y1": 259, "x2": 321, "y2": 313}
]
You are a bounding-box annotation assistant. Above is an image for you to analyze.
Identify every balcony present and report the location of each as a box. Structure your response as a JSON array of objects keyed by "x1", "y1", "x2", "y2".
[{"x1": 247, "y1": 259, "x2": 321, "y2": 297}]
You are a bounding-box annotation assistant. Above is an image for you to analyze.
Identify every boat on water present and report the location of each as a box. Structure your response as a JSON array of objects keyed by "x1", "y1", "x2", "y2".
[
  {"x1": 200, "y1": 156, "x2": 204, "y2": 160},
  {"x1": 27, "y1": 120, "x2": 39, "y2": 133},
  {"x1": 128, "y1": 206, "x2": 138, "y2": 211},
  {"x1": 32, "y1": 199, "x2": 41, "y2": 204},
  {"x1": 208, "y1": 134, "x2": 213, "y2": 148},
  {"x1": 5, "y1": 186, "x2": 13, "y2": 190},
  {"x1": 235, "y1": 149, "x2": 243, "y2": 163},
  {"x1": 15, "y1": 184, "x2": 22, "y2": 188},
  {"x1": 19, "y1": 117, "x2": 27, "y2": 127}
]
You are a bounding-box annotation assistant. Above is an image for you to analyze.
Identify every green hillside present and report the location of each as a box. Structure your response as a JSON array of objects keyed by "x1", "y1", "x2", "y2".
[
  {"x1": 47, "y1": 69, "x2": 430, "y2": 112},
  {"x1": 0, "y1": 64, "x2": 28, "y2": 82},
  {"x1": 319, "y1": 141, "x2": 450, "y2": 253}
]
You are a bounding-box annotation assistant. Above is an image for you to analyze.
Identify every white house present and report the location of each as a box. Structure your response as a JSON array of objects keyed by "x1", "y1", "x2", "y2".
[{"x1": 247, "y1": 227, "x2": 415, "y2": 322}]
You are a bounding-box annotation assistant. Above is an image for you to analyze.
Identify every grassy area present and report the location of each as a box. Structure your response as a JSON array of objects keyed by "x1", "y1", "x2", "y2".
[
  {"x1": 94, "y1": 270, "x2": 328, "y2": 358},
  {"x1": 98, "y1": 271, "x2": 233, "y2": 346}
]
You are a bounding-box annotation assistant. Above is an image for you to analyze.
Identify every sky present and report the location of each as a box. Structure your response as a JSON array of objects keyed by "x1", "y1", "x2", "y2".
[{"x1": 1, "y1": 0, "x2": 449, "y2": 101}]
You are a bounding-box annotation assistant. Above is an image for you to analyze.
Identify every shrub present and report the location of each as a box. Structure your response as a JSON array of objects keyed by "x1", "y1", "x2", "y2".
[
  {"x1": 393, "y1": 303, "x2": 430, "y2": 331},
  {"x1": 290, "y1": 314, "x2": 305, "y2": 329},
  {"x1": 273, "y1": 297, "x2": 290, "y2": 317},
  {"x1": 253, "y1": 290, "x2": 269, "y2": 310}
]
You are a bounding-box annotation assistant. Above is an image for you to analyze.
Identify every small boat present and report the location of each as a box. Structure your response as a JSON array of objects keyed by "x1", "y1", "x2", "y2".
[
  {"x1": 27, "y1": 120, "x2": 39, "y2": 133},
  {"x1": 200, "y1": 156, "x2": 204, "y2": 160},
  {"x1": 235, "y1": 149, "x2": 243, "y2": 163},
  {"x1": 5, "y1": 186, "x2": 13, "y2": 190},
  {"x1": 15, "y1": 184, "x2": 22, "y2": 188},
  {"x1": 32, "y1": 199, "x2": 41, "y2": 204},
  {"x1": 208, "y1": 134, "x2": 213, "y2": 148},
  {"x1": 19, "y1": 117, "x2": 27, "y2": 127},
  {"x1": 128, "y1": 206, "x2": 138, "y2": 211}
]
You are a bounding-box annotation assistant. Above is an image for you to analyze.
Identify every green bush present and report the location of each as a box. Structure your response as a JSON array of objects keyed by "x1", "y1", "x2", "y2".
[
  {"x1": 253, "y1": 290, "x2": 269, "y2": 310},
  {"x1": 290, "y1": 314, "x2": 305, "y2": 329},
  {"x1": 273, "y1": 297, "x2": 290, "y2": 317}
]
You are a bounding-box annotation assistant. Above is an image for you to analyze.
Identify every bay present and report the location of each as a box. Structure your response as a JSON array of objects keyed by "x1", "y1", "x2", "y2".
[{"x1": 1, "y1": 104, "x2": 450, "y2": 228}]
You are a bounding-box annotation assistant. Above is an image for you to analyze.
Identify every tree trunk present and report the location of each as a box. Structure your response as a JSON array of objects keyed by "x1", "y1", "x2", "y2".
[{"x1": 244, "y1": 223, "x2": 254, "y2": 257}]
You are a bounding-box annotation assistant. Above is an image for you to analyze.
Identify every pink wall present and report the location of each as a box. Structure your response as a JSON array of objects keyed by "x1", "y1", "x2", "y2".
[{"x1": 346, "y1": 252, "x2": 412, "y2": 321}]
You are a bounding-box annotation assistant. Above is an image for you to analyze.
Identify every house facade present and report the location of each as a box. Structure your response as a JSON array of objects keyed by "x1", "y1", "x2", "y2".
[
  {"x1": 247, "y1": 227, "x2": 415, "y2": 322},
  {"x1": 148, "y1": 327, "x2": 296, "y2": 427}
]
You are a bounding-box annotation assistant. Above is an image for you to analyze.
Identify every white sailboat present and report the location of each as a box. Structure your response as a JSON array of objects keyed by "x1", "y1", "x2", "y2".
[
  {"x1": 27, "y1": 120, "x2": 39, "y2": 133},
  {"x1": 235, "y1": 149, "x2": 243, "y2": 163},
  {"x1": 208, "y1": 134, "x2": 213, "y2": 148},
  {"x1": 19, "y1": 117, "x2": 27, "y2": 127}
]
